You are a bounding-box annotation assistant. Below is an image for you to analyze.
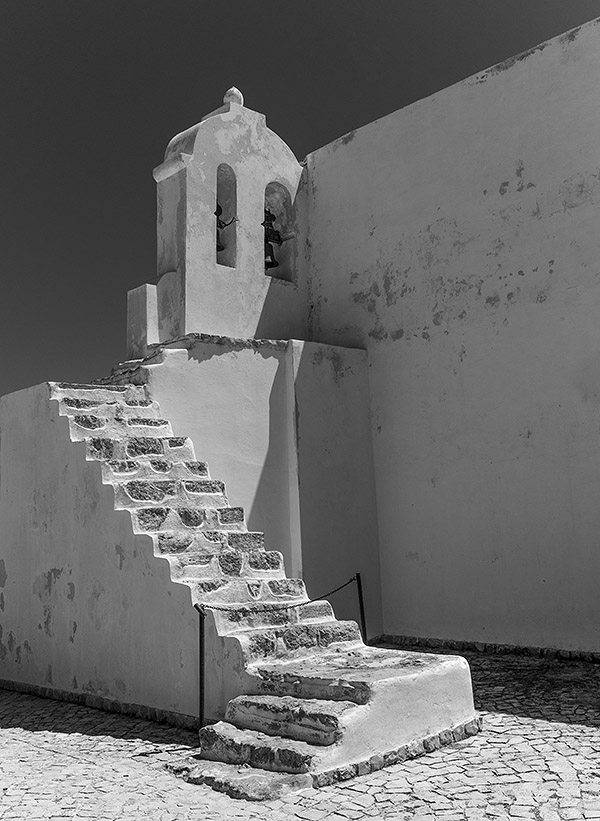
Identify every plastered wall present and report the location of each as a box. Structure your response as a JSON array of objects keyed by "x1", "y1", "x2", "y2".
[
  {"x1": 0, "y1": 384, "x2": 198, "y2": 718},
  {"x1": 135, "y1": 337, "x2": 382, "y2": 633},
  {"x1": 140, "y1": 342, "x2": 297, "y2": 574},
  {"x1": 290, "y1": 341, "x2": 382, "y2": 637},
  {"x1": 305, "y1": 20, "x2": 600, "y2": 651}
]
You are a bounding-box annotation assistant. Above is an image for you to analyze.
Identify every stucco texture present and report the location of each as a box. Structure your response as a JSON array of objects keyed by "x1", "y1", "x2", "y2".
[
  {"x1": 304, "y1": 20, "x2": 600, "y2": 651},
  {"x1": 0, "y1": 384, "x2": 198, "y2": 718}
]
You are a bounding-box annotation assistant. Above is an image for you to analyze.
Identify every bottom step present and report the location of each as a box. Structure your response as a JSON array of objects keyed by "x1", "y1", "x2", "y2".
[
  {"x1": 167, "y1": 758, "x2": 312, "y2": 801},
  {"x1": 169, "y1": 714, "x2": 482, "y2": 800},
  {"x1": 199, "y1": 721, "x2": 315, "y2": 773}
]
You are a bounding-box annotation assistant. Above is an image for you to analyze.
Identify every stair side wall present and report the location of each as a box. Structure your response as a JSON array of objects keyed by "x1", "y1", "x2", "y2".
[{"x1": 0, "y1": 383, "x2": 199, "y2": 720}]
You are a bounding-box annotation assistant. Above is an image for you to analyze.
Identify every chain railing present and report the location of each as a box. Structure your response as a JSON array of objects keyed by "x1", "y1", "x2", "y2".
[{"x1": 193, "y1": 572, "x2": 368, "y2": 728}]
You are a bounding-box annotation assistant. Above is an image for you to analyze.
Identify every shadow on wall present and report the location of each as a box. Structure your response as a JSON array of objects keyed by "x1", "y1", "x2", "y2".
[
  {"x1": 255, "y1": 168, "x2": 308, "y2": 341},
  {"x1": 246, "y1": 356, "x2": 293, "y2": 568},
  {"x1": 286, "y1": 341, "x2": 383, "y2": 635}
]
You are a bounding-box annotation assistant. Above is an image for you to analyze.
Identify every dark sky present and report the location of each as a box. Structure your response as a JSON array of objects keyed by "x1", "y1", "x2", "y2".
[{"x1": 2, "y1": 0, "x2": 600, "y2": 397}]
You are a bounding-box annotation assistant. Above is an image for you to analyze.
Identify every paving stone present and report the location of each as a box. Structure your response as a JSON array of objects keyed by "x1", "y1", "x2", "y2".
[{"x1": 1, "y1": 650, "x2": 600, "y2": 818}]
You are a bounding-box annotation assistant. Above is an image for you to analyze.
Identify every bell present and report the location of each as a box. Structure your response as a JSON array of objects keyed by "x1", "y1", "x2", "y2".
[
  {"x1": 262, "y1": 209, "x2": 282, "y2": 269},
  {"x1": 265, "y1": 242, "x2": 279, "y2": 269},
  {"x1": 215, "y1": 202, "x2": 227, "y2": 252}
]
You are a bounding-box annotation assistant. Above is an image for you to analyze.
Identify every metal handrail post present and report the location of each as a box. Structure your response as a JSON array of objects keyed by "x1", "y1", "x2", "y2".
[
  {"x1": 194, "y1": 603, "x2": 205, "y2": 729},
  {"x1": 355, "y1": 572, "x2": 368, "y2": 644}
]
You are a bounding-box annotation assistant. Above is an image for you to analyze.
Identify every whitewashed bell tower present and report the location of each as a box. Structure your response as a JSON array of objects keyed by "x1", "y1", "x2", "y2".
[{"x1": 127, "y1": 88, "x2": 307, "y2": 358}]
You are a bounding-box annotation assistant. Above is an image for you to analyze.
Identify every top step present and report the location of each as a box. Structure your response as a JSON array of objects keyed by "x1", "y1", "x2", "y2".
[
  {"x1": 57, "y1": 398, "x2": 160, "y2": 420},
  {"x1": 50, "y1": 382, "x2": 147, "y2": 405}
]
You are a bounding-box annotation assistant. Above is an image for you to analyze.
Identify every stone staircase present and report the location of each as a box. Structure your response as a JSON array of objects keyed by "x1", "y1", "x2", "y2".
[{"x1": 50, "y1": 380, "x2": 479, "y2": 800}]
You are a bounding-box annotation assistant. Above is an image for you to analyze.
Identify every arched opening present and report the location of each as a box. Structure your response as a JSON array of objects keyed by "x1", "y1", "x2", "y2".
[
  {"x1": 216, "y1": 164, "x2": 237, "y2": 268},
  {"x1": 263, "y1": 182, "x2": 295, "y2": 282}
]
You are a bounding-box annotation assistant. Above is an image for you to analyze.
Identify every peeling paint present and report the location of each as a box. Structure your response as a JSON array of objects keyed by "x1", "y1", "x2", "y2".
[
  {"x1": 332, "y1": 130, "x2": 357, "y2": 152},
  {"x1": 115, "y1": 544, "x2": 126, "y2": 570},
  {"x1": 382, "y1": 271, "x2": 399, "y2": 307},
  {"x1": 43, "y1": 605, "x2": 53, "y2": 637},
  {"x1": 559, "y1": 25, "x2": 583, "y2": 45},
  {"x1": 471, "y1": 41, "x2": 550, "y2": 84},
  {"x1": 33, "y1": 567, "x2": 64, "y2": 601},
  {"x1": 559, "y1": 169, "x2": 600, "y2": 212}
]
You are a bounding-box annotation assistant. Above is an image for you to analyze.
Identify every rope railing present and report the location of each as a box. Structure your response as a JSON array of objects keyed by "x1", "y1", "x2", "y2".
[
  {"x1": 193, "y1": 571, "x2": 368, "y2": 728},
  {"x1": 194, "y1": 574, "x2": 359, "y2": 614}
]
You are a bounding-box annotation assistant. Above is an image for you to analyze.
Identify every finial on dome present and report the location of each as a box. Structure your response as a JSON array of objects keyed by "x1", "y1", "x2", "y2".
[{"x1": 223, "y1": 87, "x2": 244, "y2": 106}]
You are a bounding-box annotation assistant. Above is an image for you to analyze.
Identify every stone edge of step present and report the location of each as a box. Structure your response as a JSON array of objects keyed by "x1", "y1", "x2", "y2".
[
  {"x1": 310, "y1": 714, "x2": 483, "y2": 786},
  {"x1": 169, "y1": 715, "x2": 482, "y2": 799}
]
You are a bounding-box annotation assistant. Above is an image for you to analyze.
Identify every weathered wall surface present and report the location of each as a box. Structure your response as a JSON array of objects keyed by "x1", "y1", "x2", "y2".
[
  {"x1": 0, "y1": 384, "x2": 198, "y2": 717},
  {"x1": 134, "y1": 337, "x2": 382, "y2": 631},
  {"x1": 290, "y1": 341, "x2": 382, "y2": 636},
  {"x1": 305, "y1": 20, "x2": 600, "y2": 651}
]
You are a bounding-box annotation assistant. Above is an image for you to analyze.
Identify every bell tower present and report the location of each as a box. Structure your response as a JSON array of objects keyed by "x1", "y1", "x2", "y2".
[{"x1": 127, "y1": 88, "x2": 307, "y2": 358}]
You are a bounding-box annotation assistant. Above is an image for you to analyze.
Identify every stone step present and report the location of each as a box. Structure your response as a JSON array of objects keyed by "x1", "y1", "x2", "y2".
[
  {"x1": 210, "y1": 600, "x2": 334, "y2": 635},
  {"x1": 153, "y1": 530, "x2": 265, "y2": 554},
  {"x1": 167, "y1": 548, "x2": 285, "y2": 581},
  {"x1": 231, "y1": 619, "x2": 362, "y2": 661},
  {"x1": 69, "y1": 415, "x2": 173, "y2": 440},
  {"x1": 57, "y1": 398, "x2": 160, "y2": 420},
  {"x1": 198, "y1": 722, "x2": 317, "y2": 774},
  {"x1": 102, "y1": 459, "x2": 210, "y2": 482},
  {"x1": 50, "y1": 382, "x2": 147, "y2": 404},
  {"x1": 86, "y1": 436, "x2": 195, "y2": 463},
  {"x1": 113, "y1": 478, "x2": 228, "y2": 509},
  {"x1": 131, "y1": 505, "x2": 246, "y2": 533},
  {"x1": 166, "y1": 758, "x2": 312, "y2": 801},
  {"x1": 250, "y1": 645, "x2": 469, "y2": 707},
  {"x1": 188, "y1": 576, "x2": 307, "y2": 606},
  {"x1": 225, "y1": 694, "x2": 356, "y2": 746}
]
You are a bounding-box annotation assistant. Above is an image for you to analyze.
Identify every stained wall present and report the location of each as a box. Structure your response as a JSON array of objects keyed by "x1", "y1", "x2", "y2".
[
  {"x1": 304, "y1": 20, "x2": 600, "y2": 651},
  {"x1": 0, "y1": 384, "x2": 198, "y2": 719}
]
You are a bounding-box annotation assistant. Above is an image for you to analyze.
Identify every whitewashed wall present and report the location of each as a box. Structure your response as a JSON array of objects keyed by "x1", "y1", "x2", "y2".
[
  {"x1": 137, "y1": 338, "x2": 383, "y2": 635},
  {"x1": 305, "y1": 20, "x2": 600, "y2": 651},
  {"x1": 0, "y1": 384, "x2": 198, "y2": 718}
]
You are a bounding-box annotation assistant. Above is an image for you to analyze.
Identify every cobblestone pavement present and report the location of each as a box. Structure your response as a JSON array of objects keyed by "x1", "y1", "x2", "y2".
[{"x1": 1, "y1": 650, "x2": 599, "y2": 820}]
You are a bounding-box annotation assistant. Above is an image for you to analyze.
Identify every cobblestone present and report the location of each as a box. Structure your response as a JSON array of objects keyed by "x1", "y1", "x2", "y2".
[{"x1": 1, "y1": 649, "x2": 599, "y2": 819}]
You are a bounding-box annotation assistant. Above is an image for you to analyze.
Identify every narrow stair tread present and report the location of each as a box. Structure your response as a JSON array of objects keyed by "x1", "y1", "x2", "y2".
[
  {"x1": 230, "y1": 693, "x2": 356, "y2": 718},
  {"x1": 200, "y1": 720, "x2": 318, "y2": 756}
]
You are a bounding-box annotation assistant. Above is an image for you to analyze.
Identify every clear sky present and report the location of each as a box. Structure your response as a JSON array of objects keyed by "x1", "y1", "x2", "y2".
[{"x1": 2, "y1": 0, "x2": 600, "y2": 396}]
